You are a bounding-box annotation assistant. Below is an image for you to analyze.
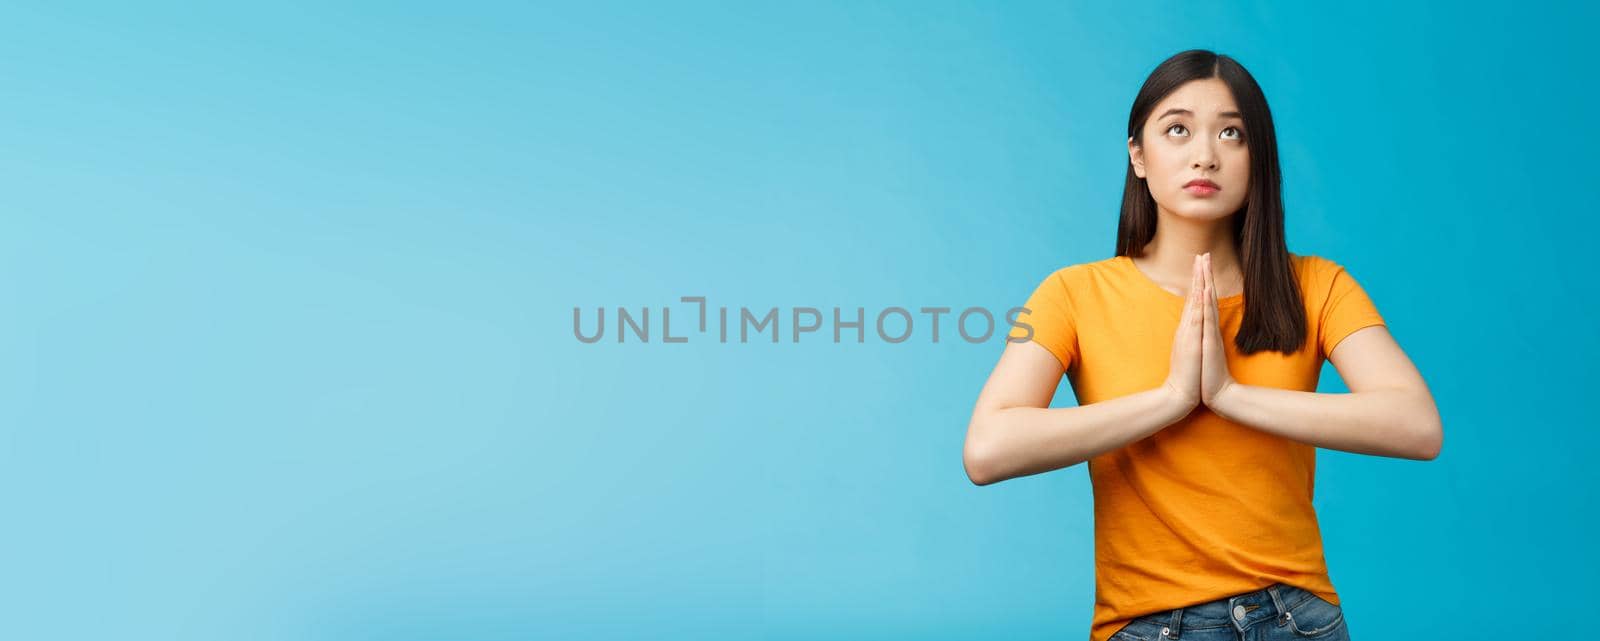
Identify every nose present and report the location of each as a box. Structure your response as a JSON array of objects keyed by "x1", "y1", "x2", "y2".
[{"x1": 1192, "y1": 140, "x2": 1219, "y2": 171}]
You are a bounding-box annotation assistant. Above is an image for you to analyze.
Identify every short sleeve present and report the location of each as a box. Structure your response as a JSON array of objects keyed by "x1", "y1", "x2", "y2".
[
  {"x1": 1006, "y1": 268, "x2": 1079, "y2": 370},
  {"x1": 1317, "y1": 259, "x2": 1387, "y2": 359}
]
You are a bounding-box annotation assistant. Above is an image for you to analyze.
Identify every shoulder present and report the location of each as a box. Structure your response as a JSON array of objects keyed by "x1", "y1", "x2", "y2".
[
  {"x1": 1294, "y1": 252, "x2": 1376, "y2": 272},
  {"x1": 1291, "y1": 252, "x2": 1375, "y2": 284},
  {"x1": 1037, "y1": 256, "x2": 1121, "y2": 285},
  {"x1": 1291, "y1": 254, "x2": 1381, "y2": 312},
  {"x1": 1291, "y1": 252, "x2": 1333, "y2": 275},
  {"x1": 1290, "y1": 252, "x2": 1350, "y2": 287},
  {"x1": 1019, "y1": 257, "x2": 1119, "y2": 305}
]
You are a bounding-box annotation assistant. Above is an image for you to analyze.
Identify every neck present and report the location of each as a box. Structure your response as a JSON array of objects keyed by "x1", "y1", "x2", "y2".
[{"x1": 1136, "y1": 208, "x2": 1243, "y2": 287}]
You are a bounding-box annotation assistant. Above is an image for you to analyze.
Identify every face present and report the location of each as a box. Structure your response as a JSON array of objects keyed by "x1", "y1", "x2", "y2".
[{"x1": 1128, "y1": 78, "x2": 1250, "y2": 223}]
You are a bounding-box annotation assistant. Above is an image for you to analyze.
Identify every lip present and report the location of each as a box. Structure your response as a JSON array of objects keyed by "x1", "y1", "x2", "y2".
[{"x1": 1183, "y1": 178, "x2": 1220, "y2": 195}]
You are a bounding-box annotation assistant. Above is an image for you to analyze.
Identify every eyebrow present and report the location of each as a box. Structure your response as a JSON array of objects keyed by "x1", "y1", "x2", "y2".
[{"x1": 1158, "y1": 108, "x2": 1244, "y2": 120}]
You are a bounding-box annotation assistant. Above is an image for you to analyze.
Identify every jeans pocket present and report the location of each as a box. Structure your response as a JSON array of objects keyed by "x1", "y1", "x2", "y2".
[
  {"x1": 1110, "y1": 619, "x2": 1165, "y2": 641},
  {"x1": 1282, "y1": 592, "x2": 1346, "y2": 639}
]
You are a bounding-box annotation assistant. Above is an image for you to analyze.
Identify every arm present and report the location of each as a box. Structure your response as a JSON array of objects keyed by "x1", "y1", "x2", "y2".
[
  {"x1": 1207, "y1": 325, "x2": 1443, "y2": 460},
  {"x1": 963, "y1": 339, "x2": 1194, "y2": 486}
]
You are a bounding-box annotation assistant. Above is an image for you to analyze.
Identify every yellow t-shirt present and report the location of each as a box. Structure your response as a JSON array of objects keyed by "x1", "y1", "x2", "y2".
[{"x1": 1005, "y1": 253, "x2": 1386, "y2": 641}]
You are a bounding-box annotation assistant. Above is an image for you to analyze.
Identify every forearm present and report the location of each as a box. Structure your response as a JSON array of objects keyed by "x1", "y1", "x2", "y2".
[
  {"x1": 1208, "y1": 383, "x2": 1442, "y2": 460},
  {"x1": 966, "y1": 386, "x2": 1192, "y2": 485}
]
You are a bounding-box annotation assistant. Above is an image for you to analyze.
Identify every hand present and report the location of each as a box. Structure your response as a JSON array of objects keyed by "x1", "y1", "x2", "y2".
[
  {"x1": 1161, "y1": 254, "x2": 1206, "y2": 412},
  {"x1": 1199, "y1": 253, "x2": 1238, "y2": 407}
]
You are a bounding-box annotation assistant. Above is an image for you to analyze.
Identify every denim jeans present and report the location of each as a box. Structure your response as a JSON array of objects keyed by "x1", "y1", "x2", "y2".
[{"x1": 1109, "y1": 582, "x2": 1350, "y2": 641}]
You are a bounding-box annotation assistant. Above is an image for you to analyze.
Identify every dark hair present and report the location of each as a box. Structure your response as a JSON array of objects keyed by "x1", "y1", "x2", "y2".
[{"x1": 1116, "y1": 49, "x2": 1305, "y2": 355}]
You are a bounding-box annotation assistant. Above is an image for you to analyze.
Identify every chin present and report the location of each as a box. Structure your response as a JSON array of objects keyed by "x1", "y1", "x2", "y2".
[{"x1": 1167, "y1": 202, "x2": 1241, "y2": 222}]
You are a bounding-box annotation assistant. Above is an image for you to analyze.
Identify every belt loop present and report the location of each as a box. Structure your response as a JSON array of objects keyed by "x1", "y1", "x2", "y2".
[
  {"x1": 1267, "y1": 584, "x2": 1290, "y2": 625},
  {"x1": 1165, "y1": 606, "x2": 1183, "y2": 639}
]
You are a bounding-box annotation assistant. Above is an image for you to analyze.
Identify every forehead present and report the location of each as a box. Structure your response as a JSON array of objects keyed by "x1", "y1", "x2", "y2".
[{"x1": 1150, "y1": 78, "x2": 1240, "y2": 120}]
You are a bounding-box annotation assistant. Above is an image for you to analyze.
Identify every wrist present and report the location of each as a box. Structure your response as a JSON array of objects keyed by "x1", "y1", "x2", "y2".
[
  {"x1": 1208, "y1": 379, "x2": 1242, "y2": 418},
  {"x1": 1160, "y1": 379, "x2": 1200, "y2": 414}
]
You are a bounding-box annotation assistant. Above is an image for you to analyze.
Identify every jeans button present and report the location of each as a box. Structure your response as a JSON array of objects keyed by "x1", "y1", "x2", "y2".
[{"x1": 1232, "y1": 605, "x2": 1246, "y2": 620}]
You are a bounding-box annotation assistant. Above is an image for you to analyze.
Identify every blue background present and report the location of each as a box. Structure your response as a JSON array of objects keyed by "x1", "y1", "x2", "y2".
[{"x1": 2, "y1": 2, "x2": 1592, "y2": 639}]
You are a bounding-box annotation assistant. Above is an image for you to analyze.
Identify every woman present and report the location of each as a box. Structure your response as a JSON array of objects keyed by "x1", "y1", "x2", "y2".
[{"x1": 962, "y1": 50, "x2": 1442, "y2": 641}]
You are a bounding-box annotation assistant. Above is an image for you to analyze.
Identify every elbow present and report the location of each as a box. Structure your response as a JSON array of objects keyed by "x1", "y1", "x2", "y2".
[
  {"x1": 964, "y1": 438, "x2": 995, "y2": 486},
  {"x1": 1413, "y1": 412, "x2": 1443, "y2": 461},
  {"x1": 963, "y1": 418, "x2": 998, "y2": 486},
  {"x1": 965, "y1": 462, "x2": 992, "y2": 487},
  {"x1": 1417, "y1": 427, "x2": 1442, "y2": 461}
]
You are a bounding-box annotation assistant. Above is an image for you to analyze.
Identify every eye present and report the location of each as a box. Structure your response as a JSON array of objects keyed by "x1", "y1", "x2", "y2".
[
  {"x1": 1221, "y1": 126, "x2": 1244, "y2": 141},
  {"x1": 1166, "y1": 123, "x2": 1188, "y2": 137}
]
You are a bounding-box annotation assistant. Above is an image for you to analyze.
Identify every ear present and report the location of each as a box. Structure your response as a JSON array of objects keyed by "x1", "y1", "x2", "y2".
[{"x1": 1127, "y1": 136, "x2": 1146, "y2": 179}]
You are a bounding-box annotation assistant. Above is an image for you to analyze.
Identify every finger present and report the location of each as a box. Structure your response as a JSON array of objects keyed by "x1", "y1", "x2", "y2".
[
  {"x1": 1205, "y1": 253, "x2": 1218, "y2": 306},
  {"x1": 1189, "y1": 255, "x2": 1204, "y2": 323},
  {"x1": 1203, "y1": 257, "x2": 1220, "y2": 333},
  {"x1": 1182, "y1": 256, "x2": 1194, "y2": 309},
  {"x1": 1205, "y1": 277, "x2": 1218, "y2": 325}
]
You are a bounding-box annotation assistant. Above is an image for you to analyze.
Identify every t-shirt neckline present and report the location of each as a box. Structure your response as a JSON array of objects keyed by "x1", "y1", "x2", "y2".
[{"x1": 1117, "y1": 254, "x2": 1245, "y2": 307}]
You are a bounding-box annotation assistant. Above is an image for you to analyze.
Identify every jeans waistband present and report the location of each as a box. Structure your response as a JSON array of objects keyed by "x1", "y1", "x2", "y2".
[{"x1": 1133, "y1": 582, "x2": 1320, "y2": 636}]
